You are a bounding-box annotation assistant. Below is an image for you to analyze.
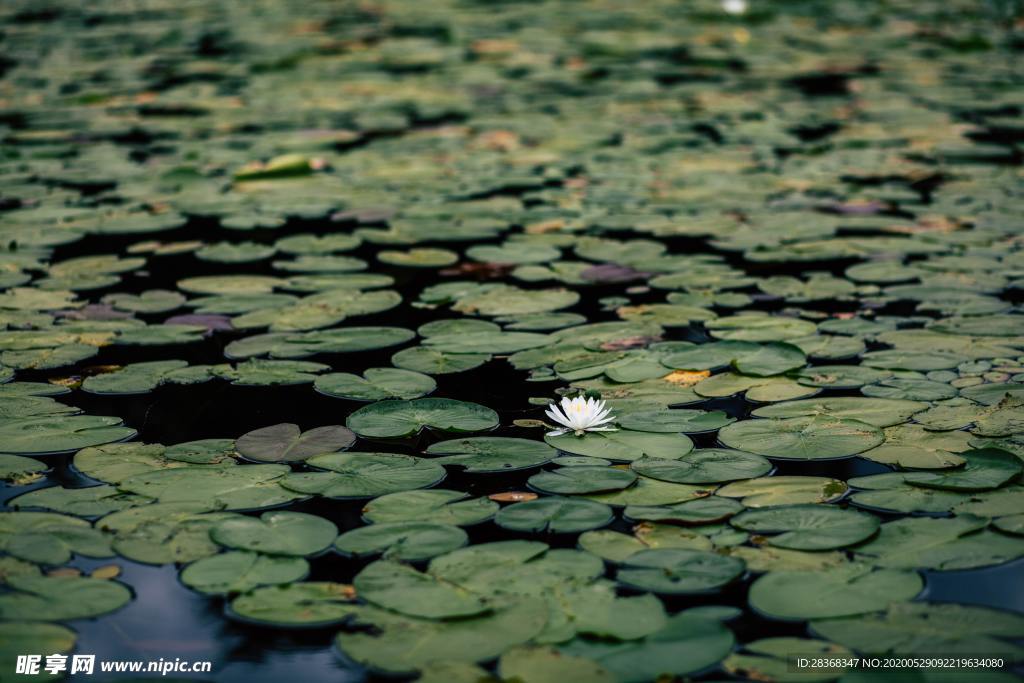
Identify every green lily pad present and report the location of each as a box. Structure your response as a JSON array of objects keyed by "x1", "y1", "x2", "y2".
[
  {"x1": 545, "y1": 430, "x2": 692, "y2": 462},
  {"x1": 730, "y1": 505, "x2": 880, "y2": 550},
  {"x1": 347, "y1": 398, "x2": 499, "y2": 438},
  {"x1": 624, "y1": 496, "x2": 743, "y2": 525},
  {"x1": 718, "y1": 416, "x2": 883, "y2": 460},
  {"x1": 559, "y1": 607, "x2": 737, "y2": 683},
  {"x1": 8, "y1": 484, "x2": 151, "y2": 517},
  {"x1": 236, "y1": 423, "x2": 355, "y2": 463},
  {"x1": 855, "y1": 515, "x2": 1024, "y2": 570},
  {"x1": 616, "y1": 548, "x2": 745, "y2": 594},
  {"x1": 631, "y1": 450, "x2": 772, "y2": 484},
  {"x1": 527, "y1": 466, "x2": 637, "y2": 495},
  {"x1": 314, "y1": 368, "x2": 436, "y2": 401},
  {"x1": 0, "y1": 511, "x2": 113, "y2": 565},
  {"x1": 1, "y1": 343, "x2": 98, "y2": 370},
  {"x1": 0, "y1": 622, "x2": 76, "y2": 682},
  {"x1": 749, "y1": 566, "x2": 923, "y2": 620},
  {"x1": 337, "y1": 598, "x2": 548, "y2": 675},
  {"x1": 495, "y1": 497, "x2": 614, "y2": 533},
  {"x1": 354, "y1": 559, "x2": 489, "y2": 619},
  {"x1": 74, "y1": 442, "x2": 235, "y2": 484},
  {"x1": 425, "y1": 437, "x2": 555, "y2": 473},
  {"x1": 334, "y1": 522, "x2": 468, "y2": 561},
  {"x1": 902, "y1": 448, "x2": 1022, "y2": 492},
  {"x1": 391, "y1": 346, "x2": 491, "y2": 375},
  {"x1": 723, "y1": 638, "x2": 853, "y2": 683},
  {"x1": 229, "y1": 582, "x2": 358, "y2": 627},
  {"x1": 617, "y1": 408, "x2": 735, "y2": 433},
  {"x1": 282, "y1": 452, "x2": 445, "y2": 499},
  {"x1": 499, "y1": 646, "x2": 615, "y2": 683},
  {"x1": 0, "y1": 453, "x2": 47, "y2": 484},
  {"x1": 578, "y1": 526, "x2": 713, "y2": 562},
  {"x1": 211, "y1": 511, "x2": 337, "y2": 557},
  {"x1": 99, "y1": 503, "x2": 236, "y2": 565},
  {"x1": 363, "y1": 489, "x2": 498, "y2": 526},
  {"x1": 180, "y1": 551, "x2": 309, "y2": 595},
  {"x1": 811, "y1": 603, "x2": 1024, "y2": 659},
  {"x1": 0, "y1": 416, "x2": 136, "y2": 455},
  {"x1": 717, "y1": 476, "x2": 848, "y2": 507},
  {"x1": 213, "y1": 360, "x2": 330, "y2": 386},
  {"x1": 751, "y1": 397, "x2": 927, "y2": 427},
  {"x1": 117, "y1": 465, "x2": 305, "y2": 510},
  {"x1": 0, "y1": 573, "x2": 132, "y2": 621}
]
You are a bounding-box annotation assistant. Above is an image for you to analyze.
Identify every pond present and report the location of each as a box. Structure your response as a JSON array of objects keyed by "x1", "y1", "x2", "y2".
[{"x1": 1, "y1": 1, "x2": 1023, "y2": 682}]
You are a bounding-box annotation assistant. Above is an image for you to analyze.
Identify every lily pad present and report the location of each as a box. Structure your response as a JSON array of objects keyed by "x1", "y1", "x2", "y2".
[
  {"x1": 545, "y1": 430, "x2": 692, "y2": 462},
  {"x1": 495, "y1": 497, "x2": 614, "y2": 533},
  {"x1": 334, "y1": 522, "x2": 468, "y2": 561},
  {"x1": 347, "y1": 398, "x2": 498, "y2": 438},
  {"x1": 811, "y1": 603, "x2": 1024, "y2": 659},
  {"x1": 0, "y1": 416, "x2": 136, "y2": 455},
  {"x1": 749, "y1": 566, "x2": 923, "y2": 620},
  {"x1": 730, "y1": 505, "x2": 880, "y2": 550},
  {"x1": 282, "y1": 452, "x2": 445, "y2": 499},
  {"x1": 631, "y1": 450, "x2": 772, "y2": 484},
  {"x1": 363, "y1": 489, "x2": 498, "y2": 526},
  {"x1": 717, "y1": 477, "x2": 848, "y2": 507},
  {"x1": 718, "y1": 416, "x2": 883, "y2": 460},
  {"x1": 616, "y1": 548, "x2": 745, "y2": 594},
  {"x1": 180, "y1": 551, "x2": 309, "y2": 596},
  {"x1": 236, "y1": 423, "x2": 355, "y2": 463},
  {"x1": 425, "y1": 437, "x2": 555, "y2": 472},
  {"x1": 314, "y1": 368, "x2": 436, "y2": 401},
  {"x1": 211, "y1": 511, "x2": 337, "y2": 557},
  {"x1": 527, "y1": 466, "x2": 637, "y2": 495},
  {"x1": 229, "y1": 582, "x2": 358, "y2": 627}
]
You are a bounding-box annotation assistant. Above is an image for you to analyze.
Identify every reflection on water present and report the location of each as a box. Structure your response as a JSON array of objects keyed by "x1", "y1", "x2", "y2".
[{"x1": 68, "y1": 559, "x2": 364, "y2": 682}]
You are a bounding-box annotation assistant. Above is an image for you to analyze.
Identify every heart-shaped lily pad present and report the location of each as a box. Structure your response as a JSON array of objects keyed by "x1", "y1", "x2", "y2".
[
  {"x1": 730, "y1": 504, "x2": 880, "y2": 550},
  {"x1": 718, "y1": 416, "x2": 883, "y2": 460},
  {"x1": 0, "y1": 574, "x2": 132, "y2": 621},
  {"x1": 425, "y1": 437, "x2": 555, "y2": 473},
  {"x1": 545, "y1": 430, "x2": 693, "y2": 462},
  {"x1": 282, "y1": 452, "x2": 445, "y2": 499},
  {"x1": 347, "y1": 399, "x2": 499, "y2": 438},
  {"x1": 527, "y1": 466, "x2": 637, "y2": 495},
  {"x1": 229, "y1": 582, "x2": 358, "y2": 627},
  {"x1": 180, "y1": 551, "x2": 309, "y2": 596},
  {"x1": 236, "y1": 423, "x2": 356, "y2": 463},
  {"x1": 496, "y1": 497, "x2": 614, "y2": 533},
  {"x1": 211, "y1": 511, "x2": 337, "y2": 556},
  {"x1": 353, "y1": 559, "x2": 489, "y2": 619},
  {"x1": 363, "y1": 489, "x2": 499, "y2": 526},
  {"x1": 631, "y1": 450, "x2": 772, "y2": 484},
  {"x1": 0, "y1": 511, "x2": 113, "y2": 565},
  {"x1": 0, "y1": 416, "x2": 137, "y2": 455},
  {"x1": 749, "y1": 566, "x2": 923, "y2": 620},
  {"x1": 334, "y1": 522, "x2": 468, "y2": 561},
  {"x1": 616, "y1": 548, "x2": 745, "y2": 594},
  {"x1": 314, "y1": 368, "x2": 436, "y2": 401}
]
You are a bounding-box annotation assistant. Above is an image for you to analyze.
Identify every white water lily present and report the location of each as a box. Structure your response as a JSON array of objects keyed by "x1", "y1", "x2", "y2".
[
  {"x1": 722, "y1": 0, "x2": 748, "y2": 15},
  {"x1": 545, "y1": 396, "x2": 617, "y2": 437}
]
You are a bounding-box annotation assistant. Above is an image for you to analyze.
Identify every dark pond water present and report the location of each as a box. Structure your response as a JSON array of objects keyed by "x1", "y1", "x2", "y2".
[{"x1": 3, "y1": 218, "x2": 1022, "y2": 682}]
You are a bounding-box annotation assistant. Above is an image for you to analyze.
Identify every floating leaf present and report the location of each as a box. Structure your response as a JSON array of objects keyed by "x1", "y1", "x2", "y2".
[
  {"x1": 347, "y1": 399, "x2": 499, "y2": 439},
  {"x1": 180, "y1": 551, "x2": 309, "y2": 596},
  {"x1": 730, "y1": 505, "x2": 879, "y2": 550},
  {"x1": 282, "y1": 452, "x2": 445, "y2": 499},
  {"x1": 495, "y1": 497, "x2": 614, "y2": 533},
  {"x1": 211, "y1": 511, "x2": 337, "y2": 557},
  {"x1": 236, "y1": 423, "x2": 355, "y2": 463},
  {"x1": 718, "y1": 416, "x2": 883, "y2": 460},
  {"x1": 749, "y1": 566, "x2": 923, "y2": 620}
]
